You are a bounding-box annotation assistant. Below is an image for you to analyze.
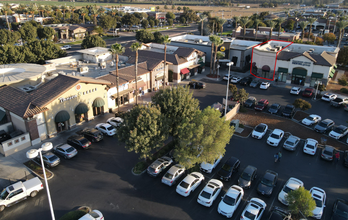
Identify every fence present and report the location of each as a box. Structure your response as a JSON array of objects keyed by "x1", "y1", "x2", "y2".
[{"x1": 0, "y1": 133, "x2": 31, "y2": 157}]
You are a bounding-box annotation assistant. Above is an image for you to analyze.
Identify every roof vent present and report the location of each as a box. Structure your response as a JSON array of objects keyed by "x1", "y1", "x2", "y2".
[{"x1": 194, "y1": 38, "x2": 203, "y2": 43}]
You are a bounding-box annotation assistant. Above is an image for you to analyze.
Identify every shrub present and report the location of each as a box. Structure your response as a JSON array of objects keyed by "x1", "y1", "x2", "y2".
[
  {"x1": 338, "y1": 76, "x2": 348, "y2": 86},
  {"x1": 133, "y1": 161, "x2": 148, "y2": 174},
  {"x1": 293, "y1": 98, "x2": 312, "y2": 111},
  {"x1": 341, "y1": 88, "x2": 348, "y2": 94}
]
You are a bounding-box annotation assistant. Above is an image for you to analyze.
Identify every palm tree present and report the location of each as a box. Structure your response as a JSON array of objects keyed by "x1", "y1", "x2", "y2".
[
  {"x1": 218, "y1": 18, "x2": 226, "y2": 36},
  {"x1": 91, "y1": 7, "x2": 98, "y2": 25},
  {"x1": 209, "y1": 35, "x2": 224, "y2": 76},
  {"x1": 336, "y1": 20, "x2": 348, "y2": 47},
  {"x1": 254, "y1": 19, "x2": 261, "y2": 40},
  {"x1": 199, "y1": 15, "x2": 207, "y2": 36},
  {"x1": 28, "y1": 5, "x2": 36, "y2": 21},
  {"x1": 233, "y1": 16, "x2": 240, "y2": 37},
  {"x1": 51, "y1": 5, "x2": 60, "y2": 18},
  {"x1": 177, "y1": 6, "x2": 181, "y2": 13},
  {"x1": 276, "y1": 17, "x2": 285, "y2": 40},
  {"x1": 239, "y1": 17, "x2": 250, "y2": 39},
  {"x1": 299, "y1": 21, "x2": 309, "y2": 40},
  {"x1": 81, "y1": 8, "x2": 88, "y2": 24},
  {"x1": 308, "y1": 18, "x2": 317, "y2": 41},
  {"x1": 130, "y1": 42, "x2": 142, "y2": 105},
  {"x1": 161, "y1": 35, "x2": 171, "y2": 88},
  {"x1": 61, "y1": 6, "x2": 67, "y2": 21},
  {"x1": 266, "y1": 20, "x2": 276, "y2": 40},
  {"x1": 38, "y1": 6, "x2": 44, "y2": 17},
  {"x1": 209, "y1": 35, "x2": 215, "y2": 75},
  {"x1": 44, "y1": 5, "x2": 51, "y2": 17},
  {"x1": 109, "y1": 43, "x2": 125, "y2": 113},
  {"x1": 70, "y1": 6, "x2": 76, "y2": 20},
  {"x1": 98, "y1": 7, "x2": 105, "y2": 16},
  {"x1": 3, "y1": 3, "x2": 12, "y2": 31},
  {"x1": 172, "y1": 5, "x2": 175, "y2": 13}
]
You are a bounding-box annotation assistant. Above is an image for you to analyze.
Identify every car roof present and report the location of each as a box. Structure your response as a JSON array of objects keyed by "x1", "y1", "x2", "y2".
[
  {"x1": 272, "y1": 129, "x2": 283, "y2": 134},
  {"x1": 184, "y1": 173, "x2": 201, "y2": 183},
  {"x1": 324, "y1": 145, "x2": 335, "y2": 151},
  {"x1": 43, "y1": 152, "x2": 56, "y2": 157},
  {"x1": 56, "y1": 144, "x2": 72, "y2": 150},
  {"x1": 264, "y1": 170, "x2": 277, "y2": 179},
  {"x1": 336, "y1": 125, "x2": 348, "y2": 129},
  {"x1": 226, "y1": 186, "x2": 241, "y2": 198},
  {"x1": 244, "y1": 165, "x2": 257, "y2": 174},
  {"x1": 287, "y1": 136, "x2": 300, "y2": 142},
  {"x1": 287, "y1": 178, "x2": 303, "y2": 189}
]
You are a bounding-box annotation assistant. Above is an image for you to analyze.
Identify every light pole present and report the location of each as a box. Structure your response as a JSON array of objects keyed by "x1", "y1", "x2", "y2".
[
  {"x1": 225, "y1": 62, "x2": 234, "y2": 116},
  {"x1": 26, "y1": 142, "x2": 55, "y2": 220},
  {"x1": 314, "y1": 80, "x2": 321, "y2": 100}
]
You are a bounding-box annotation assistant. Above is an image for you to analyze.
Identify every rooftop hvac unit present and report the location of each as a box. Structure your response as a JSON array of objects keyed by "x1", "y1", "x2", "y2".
[
  {"x1": 194, "y1": 38, "x2": 203, "y2": 43},
  {"x1": 270, "y1": 48, "x2": 277, "y2": 52}
]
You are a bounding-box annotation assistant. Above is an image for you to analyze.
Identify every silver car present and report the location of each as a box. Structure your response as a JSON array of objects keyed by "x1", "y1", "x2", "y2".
[
  {"x1": 34, "y1": 152, "x2": 60, "y2": 168},
  {"x1": 161, "y1": 164, "x2": 185, "y2": 186},
  {"x1": 283, "y1": 135, "x2": 301, "y2": 151},
  {"x1": 147, "y1": 156, "x2": 173, "y2": 177},
  {"x1": 53, "y1": 143, "x2": 78, "y2": 159}
]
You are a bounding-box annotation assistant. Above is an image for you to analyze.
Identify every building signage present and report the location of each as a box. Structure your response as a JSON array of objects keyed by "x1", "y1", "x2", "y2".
[
  {"x1": 59, "y1": 95, "x2": 77, "y2": 103},
  {"x1": 220, "y1": 46, "x2": 226, "y2": 52},
  {"x1": 75, "y1": 84, "x2": 81, "y2": 91},
  {"x1": 292, "y1": 60, "x2": 311, "y2": 67}
]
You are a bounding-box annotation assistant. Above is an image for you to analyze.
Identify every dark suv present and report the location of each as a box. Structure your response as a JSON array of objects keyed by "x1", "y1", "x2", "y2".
[
  {"x1": 80, "y1": 128, "x2": 103, "y2": 143},
  {"x1": 257, "y1": 170, "x2": 278, "y2": 197},
  {"x1": 281, "y1": 104, "x2": 295, "y2": 118},
  {"x1": 244, "y1": 96, "x2": 257, "y2": 108},
  {"x1": 188, "y1": 81, "x2": 206, "y2": 89},
  {"x1": 238, "y1": 165, "x2": 257, "y2": 189},
  {"x1": 254, "y1": 99, "x2": 269, "y2": 111},
  {"x1": 217, "y1": 156, "x2": 240, "y2": 181},
  {"x1": 314, "y1": 119, "x2": 335, "y2": 133},
  {"x1": 67, "y1": 135, "x2": 91, "y2": 149},
  {"x1": 268, "y1": 206, "x2": 291, "y2": 220},
  {"x1": 239, "y1": 76, "x2": 253, "y2": 86}
]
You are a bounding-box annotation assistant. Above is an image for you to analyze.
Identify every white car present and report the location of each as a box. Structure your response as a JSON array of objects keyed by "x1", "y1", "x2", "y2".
[
  {"x1": 200, "y1": 155, "x2": 222, "y2": 173},
  {"x1": 223, "y1": 74, "x2": 230, "y2": 81},
  {"x1": 301, "y1": 114, "x2": 321, "y2": 126},
  {"x1": 266, "y1": 129, "x2": 284, "y2": 147},
  {"x1": 79, "y1": 209, "x2": 103, "y2": 220},
  {"x1": 278, "y1": 177, "x2": 304, "y2": 205},
  {"x1": 251, "y1": 123, "x2": 268, "y2": 139},
  {"x1": 303, "y1": 138, "x2": 318, "y2": 155},
  {"x1": 259, "y1": 82, "x2": 270, "y2": 90},
  {"x1": 95, "y1": 123, "x2": 116, "y2": 136},
  {"x1": 240, "y1": 198, "x2": 266, "y2": 220},
  {"x1": 60, "y1": 45, "x2": 71, "y2": 50},
  {"x1": 329, "y1": 125, "x2": 348, "y2": 139},
  {"x1": 290, "y1": 87, "x2": 301, "y2": 95},
  {"x1": 217, "y1": 185, "x2": 244, "y2": 218},
  {"x1": 310, "y1": 187, "x2": 326, "y2": 219},
  {"x1": 230, "y1": 76, "x2": 242, "y2": 84},
  {"x1": 321, "y1": 93, "x2": 337, "y2": 101},
  {"x1": 107, "y1": 117, "x2": 124, "y2": 127},
  {"x1": 176, "y1": 172, "x2": 204, "y2": 197},
  {"x1": 197, "y1": 179, "x2": 223, "y2": 207},
  {"x1": 161, "y1": 164, "x2": 185, "y2": 186}
]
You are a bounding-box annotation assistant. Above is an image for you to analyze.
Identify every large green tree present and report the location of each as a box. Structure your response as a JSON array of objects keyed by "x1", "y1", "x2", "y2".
[
  {"x1": 19, "y1": 22, "x2": 38, "y2": 42},
  {"x1": 286, "y1": 187, "x2": 316, "y2": 219},
  {"x1": 151, "y1": 86, "x2": 199, "y2": 139},
  {"x1": 166, "y1": 12, "x2": 176, "y2": 20},
  {"x1": 99, "y1": 15, "x2": 116, "y2": 32},
  {"x1": 0, "y1": 29, "x2": 21, "y2": 45},
  {"x1": 81, "y1": 35, "x2": 106, "y2": 49},
  {"x1": 37, "y1": 26, "x2": 55, "y2": 40},
  {"x1": 141, "y1": 19, "x2": 149, "y2": 29},
  {"x1": 121, "y1": 14, "x2": 140, "y2": 30},
  {"x1": 174, "y1": 107, "x2": 234, "y2": 169},
  {"x1": 135, "y1": 30, "x2": 155, "y2": 43},
  {"x1": 118, "y1": 104, "x2": 169, "y2": 161},
  {"x1": 337, "y1": 46, "x2": 348, "y2": 66}
]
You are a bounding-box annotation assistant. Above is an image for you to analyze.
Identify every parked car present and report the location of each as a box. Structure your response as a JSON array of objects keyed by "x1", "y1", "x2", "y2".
[
  {"x1": 329, "y1": 125, "x2": 348, "y2": 139},
  {"x1": 176, "y1": 172, "x2": 205, "y2": 197},
  {"x1": 230, "y1": 76, "x2": 242, "y2": 84},
  {"x1": 78, "y1": 210, "x2": 103, "y2": 220},
  {"x1": 147, "y1": 156, "x2": 173, "y2": 177},
  {"x1": 321, "y1": 93, "x2": 337, "y2": 102},
  {"x1": 240, "y1": 198, "x2": 266, "y2": 220},
  {"x1": 250, "y1": 79, "x2": 261, "y2": 88},
  {"x1": 188, "y1": 81, "x2": 206, "y2": 89},
  {"x1": 321, "y1": 145, "x2": 336, "y2": 161},
  {"x1": 290, "y1": 87, "x2": 301, "y2": 95},
  {"x1": 344, "y1": 150, "x2": 348, "y2": 167},
  {"x1": 238, "y1": 165, "x2": 257, "y2": 189},
  {"x1": 217, "y1": 156, "x2": 240, "y2": 181},
  {"x1": 244, "y1": 96, "x2": 257, "y2": 108},
  {"x1": 330, "y1": 97, "x2": 348, "y2": 107},
  {"x1": 257, "y1": 170, "x2": 278, "y2": 197},
  {"x1": 260, "y1": 82, "x2": 271, "y2": 90},
  {"x1": 34, "y1": 152, "x2": 60, "y2": 168},
  {"x1": 301, "y1": 114, "x2": 321, "y2": 126},
  {"x1": 252, "y1": 123, "x2": 268, "y2": 139},
  {"x1": 95, "y1": 123, "x2": 117, "y2": 136},
  {"x1": 67, "y1": 135, "x2": 91, "y2": 150},
  {"x1": 161, "y1": 164, "x2": 185, "y2": 186},
  {"x1": 283, "y1": 135, "x2": 300, "y2": 151},
  {"x1": 200, "y1": 155, "x2": 222, "y2": 173},
  {"x1": 302, "y1": 88, "x2": 314, "y2": 97},
  {"x1": 267, "y1": 129, "x2": 284, "y2": 147},
  {"x1": 80, "y1": 128, "x2": 103, "y2": 142},
  {"x1": 278, "y1": 177, "x2": 304, "y2": 205},
  {"x1": 303, "y1": 138, "x2": 319, "y2": 156},
  {"x1": 331, "y1": 199, "x2": 348, "y2": 220},
  {"x1": 52, "y1": 143, "x2": 78, "y2": 159},
  {"x1": 223, "y1": 74, "x2": 230, "y2": 81},
  {"x1": 107, "y1": 117, "x2": 124, "y2": 127},
  {"x1": 254, "y1": 99, "x2": 269, "y2": 111},
  {"x1": 217, "y1": 185, "x2": 244, "y2": 218},
  {"x1": 314, "y1": 119, "x2": 335, "y2": 133},
  {"x1": 310, "y1": 187, "x2": 326, "y2": 219},
  {"x1": 268, "y1": 206, "x2": 291, "y2": 220},
  {"x1": 281, "y1": 104, "x2": 295, "y2": 118},
  {"x1": 239, "y1": 76, "x2": 253, "y2": 86},
  {"x1": 268, "y1": 103, "x2": 281, "y2": 114},
  {"x1": 60, "y1": 45, "x2": 71, "y2": 50},
  {"x1": 197, "y1": 179, "x2": 223, "y2": 207}
]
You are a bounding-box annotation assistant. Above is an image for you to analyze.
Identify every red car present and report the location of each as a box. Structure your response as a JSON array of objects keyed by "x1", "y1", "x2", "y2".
[
  {"x1": 302, "y1": 88, "x2": 314, "y2": 97},
  {"x1": 254, "y1": 99, "x2": 269, "y2": 111}
]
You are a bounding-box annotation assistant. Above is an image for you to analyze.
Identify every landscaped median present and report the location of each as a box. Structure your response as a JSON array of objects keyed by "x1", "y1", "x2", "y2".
[
  {"x1": 23, "y1": 160, "x2": 54, "y2": 180},
  {"x1": 59, "y1": 206, "x2": 90, "y2": 220}
]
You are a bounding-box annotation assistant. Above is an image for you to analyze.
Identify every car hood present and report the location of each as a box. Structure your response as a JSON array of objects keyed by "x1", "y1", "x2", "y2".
[
  {"x1": 330, "y1": 131, "x2": 341, "y2": 136},
  {"x1": 252, "y1": 131, "x2": 264, "y2": 137},
  {"x1": 268, "y1": 137, "x2": 280, "y2": 143},
  {"x1": 238, "y1": 178, "x2": 250, "y2": 188},
  {"x1": 257, "y1": 183, "x2": 273, "y2": 194},
  {"x1": 302, "y1": 119, "x2": 312, "y2": 124},
  {"x1": 218, "y1": 169, "x2": 231, "y2": 177},
  {"x1": 269, "y1": 108, "x2": 278, "y2": 113},
  {"x1": 218, "y1": 200, "x2": 236, "y2": 214},
  {"x1": 312, "y1": 207, "x2": 323, "y2": 216}
]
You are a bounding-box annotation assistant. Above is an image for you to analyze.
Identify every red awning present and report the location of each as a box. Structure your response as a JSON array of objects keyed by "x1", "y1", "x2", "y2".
[{"x1": 180, "y1": 68, "x2": 190, "y2": 75}]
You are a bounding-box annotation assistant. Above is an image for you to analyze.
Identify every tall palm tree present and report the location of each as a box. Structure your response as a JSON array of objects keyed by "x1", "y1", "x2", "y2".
[
  {"x1": 51, "y1": 5, "x2": 60, "y2": 18},
  {"x1": 239, "y1": 17, "x2": 250, "y2": 39},
  {"x1": 209, "y1": 35, "x2": 215, "y2": 75},
  {"x1": 131, "y1": 42, "x2": 142, "y2": 105},
  {"x1": 98, "y1": 7, "x2": 105, "y2": 16},
  {"x1": 276, "y1": 17, "x2": 285, "y2": 40},
  {"x1": 44, "y1": 5, "x2": 51, "y2": 17},
  {"x1": 3, "y1": 3, "x2": 12, "y2": 31},
  {"x1": 28, "y1": 5, "x2": 36, "y2": 21},
  {"x1": 299, "y1": 21, "x2": 309, "y2": 40},
  {"x1": 336, "y1": 20, "x2": 348, "y2": 47},
  {"x1": 81, "y1": 8, "x2": 88, "y2": 24},
  {"x1": 91, "y1": 7, "x2": 98, "y2": 25},
  {"x1": 266, "y1": 20, "x2": 276, "y2": 40},
  {"x1": 109, "y1": 43, "x2": 125, "y2": 113},
  {"x1": 199, "y1": 15, "x2": 207, "y2": 36},
  {"x1": 38, "y1": 6, "x2": 44, "y2": 17},
  {"x1": 233, "y1": 16, "x2": 240, "y2": 37},
  {"x1": 218, "y1": 18, "x2": 226, "y2": 36},
  {"x1": 70, "y1": 6, "x2": 76, "y2": 20},
  {"x1": 308, "y1": 18, "x2": 317, "y2": 41},
  {"x1": 61, "y1": 6, "x2": 67, "y2": 21},
  {"x1": 254, "y1": 19, "x2": 261, "y2": 40},
  {"x1": 210, "y1": 36, "x2": 224, "y2": 76},
  {"x1": 161, "y1": 35, "x2": 171, "y2": 88}
]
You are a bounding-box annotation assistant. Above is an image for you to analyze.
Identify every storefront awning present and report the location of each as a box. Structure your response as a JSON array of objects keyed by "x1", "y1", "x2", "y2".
[
  {"x1": 111, "y1": 88, "x2": 133, "y2": 99},
  {"x1": 93, "y1": 97, "x2": 105, "y2": 107},
  {"x1": 292, "y1": 68, "x2": 307, "y2": 76},
  {"x1": 329, "y1": 69, "x2": 335, "y2": 78},
  {"x1": 311, "y1": 72, "x2": 323, "y2": 79},
  {"x1": 55, "y1": 110, "x2": 70, "y2": 123},
  {"x1": 180, "y1": 68, "x2": 190, "y2": 75},
  {"x1": 75, "y1": 103, "x2": 89, "y2": 115},
  {"x1": 334, "y1": 64, "x2": 337, "y2": 68},
  {"x1": 187, "y1": 64, "x2": 201, "y2": 69},
  {"x1": 278, "y1": 67, "x2": 288, "y2": 73},
  {"x1": 0, "y1": 110, "x2": 6, "y2": 121}
]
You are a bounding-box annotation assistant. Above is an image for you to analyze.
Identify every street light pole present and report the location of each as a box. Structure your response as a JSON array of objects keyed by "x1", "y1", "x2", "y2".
[
  {"x1": 225, "y1": 62, "x2": 234, "y2": 116},
  {"x1": 314, "y1": 80, "x2": 321, "y2": 100}
]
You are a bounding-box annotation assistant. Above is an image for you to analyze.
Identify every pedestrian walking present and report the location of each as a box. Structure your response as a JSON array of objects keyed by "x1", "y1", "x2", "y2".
[
  {"x1": 278, "y1": 151, "x2": 282, "y2": 162},
  {"x1": 335, "y1": 152, "x2": 340, "y2": 163},
  {"x1": 274, "y1": 153, "x2": 279, "y2": 163}
]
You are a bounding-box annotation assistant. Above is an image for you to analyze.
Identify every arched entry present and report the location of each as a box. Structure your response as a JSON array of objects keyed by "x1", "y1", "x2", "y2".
[
  {"x1": 55, "y1": 110, "x2": 70, "y2": 133},
  {"x1": 292, "y1": 67, "x2": 307, "y2": 85},
  {"x1": 74, "y1": 103, "x2": 89, "y2": 123},
  {"x1": 92, "y1": 97, "x2": 105, "y2": 116},
  {"x1": 262, "y1": 65, "x2": 270, "y2": 78}
]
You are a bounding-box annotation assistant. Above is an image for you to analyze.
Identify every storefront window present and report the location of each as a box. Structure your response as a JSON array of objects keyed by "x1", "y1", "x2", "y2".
[{"x1": 278, "y1": 73, "x2": 287, "y2": 82}]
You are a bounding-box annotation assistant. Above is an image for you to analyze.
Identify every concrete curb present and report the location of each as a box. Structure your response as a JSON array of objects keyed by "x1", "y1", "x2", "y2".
[
  {"x1": 23, "y1": 160, "x2": 54, "y2": 180},
  {"x1": 131, "y1": 167, "x2": 146, "y2": 176},
  {"x1": 233, "y1": 125, "x2": 253, "y2": 139}
]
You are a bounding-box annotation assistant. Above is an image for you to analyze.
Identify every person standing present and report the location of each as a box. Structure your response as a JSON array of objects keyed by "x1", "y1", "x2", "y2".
[
  {"x1": 335, "y1": 152, "x2": 340, "y2": 163},
  {"x1": 274, "y1": 153, "x2": 279, "y2": 162},
  {"x1": 278, "y1": 151, "x2": 282, "y2": 162}
]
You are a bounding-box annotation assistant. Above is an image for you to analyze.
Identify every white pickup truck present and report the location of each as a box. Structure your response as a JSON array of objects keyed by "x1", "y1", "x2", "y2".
[{"x1": 0, "y1": 177, "x2": 43, "y2": 212}]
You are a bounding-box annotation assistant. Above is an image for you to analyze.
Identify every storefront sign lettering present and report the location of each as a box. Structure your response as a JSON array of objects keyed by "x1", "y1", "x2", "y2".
[
  {"x1": 59, "y1": 95, "x2": 77, "y2": 103},
  {"x1": 292, "y1": 60, "x2": 311, "y2": 67}
]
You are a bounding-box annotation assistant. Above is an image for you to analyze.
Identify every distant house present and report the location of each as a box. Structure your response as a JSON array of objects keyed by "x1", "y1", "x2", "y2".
[{"x1": 56, "y1": 25, "x2": 87, "y2": 40}]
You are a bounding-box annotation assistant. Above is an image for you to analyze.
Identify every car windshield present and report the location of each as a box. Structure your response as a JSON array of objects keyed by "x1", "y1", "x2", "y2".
[
  {"x1": 283, "y1": 186, "x2": 293, "y2": 193},
  {"x1": 270, "y1": 105, "x2": 278, "y2": 109},
  {"x1": 255, "y1": 125, "x2": 265, "y2": 132},
  {"x1": 48, "y1": 155, "x2": 59, "y2": 161},
  {"x1": 306, "y1": 116, "x2": 314, "y2": 121},
  {"x1": 323, "y1": 95, "x2": 330, "y2": 98},
  {"x1": 291, "y1": 89, "x2": 297, "y2": 92},
  {"x1": 318, "y1": 122, "x2": 327, "y2": 127},
  {"x1": 306, "y1": 144, "x2": 315, "y2": 149},
  {"x1": 180, "y1": 181, "x2": 189, "y2": 189},
  {"x1": 314, "y1": 198, "x2": 323, "y2": 207},
  {"x1": 271, "y1": 133, "x2": 280, "y2": 139},
  {"x1": 245, "y1": 211, "x2": 256, "y2": 219},
  {"x1": 285, "y1": 140, "x2": 294, "y2": 146},
  {"x1": 80, "y1": 139, "x2": 89, "y2": 145},
  {"x1": 323, "y1": 150, "x2": 333, "y2": 156},
  {"x1": 251, "y1": 80, "x2": 258, "y2": 84},
  {"x1": 257, "y1": 102, "x2": 264, "y2": 106},
  {"x1": 223, "y1": 195, "x2": 236, "y2": 206},
  {"x1": 200, "y1": 191, "x2": 212, "y2": 199},
  {"x1": 241, "y1": 172, "x2": 251, "y2": 180},
  {"x1": 333, "y1": 127, "x2": 344, "y2": 133},
  {"x1": 221, "y1": 164, "x2": 232, "y2": 172},
  {"x1": 0, "y1": 188, "x2": 9, "y2": 200},
  {"x1": 66, "y1": 147, "x2": 75, "y2": 153},
  {"x1": 106, "y1": 126, "x2": 114, "y2": 131},
  {"x1": 164, "y1": 173, "x2": 173, "y2": 179},
  {"x1": 261, "y1": 177, "x2": 273, "y2": 186},
  {"x1": 90, "y1": 211, "x2": 100, "y2": 218}
]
